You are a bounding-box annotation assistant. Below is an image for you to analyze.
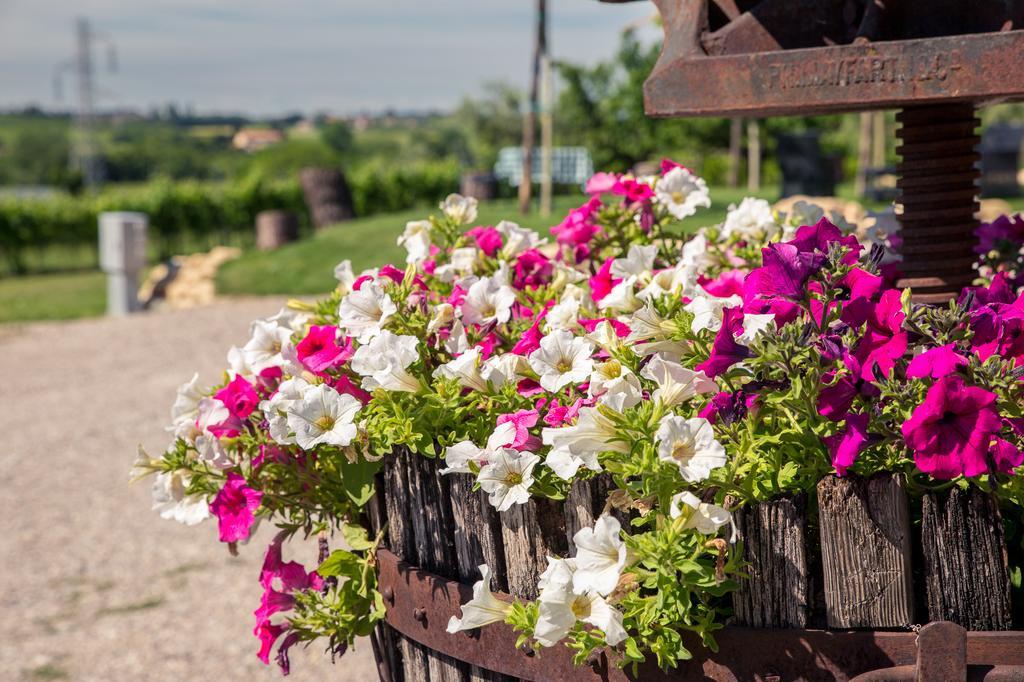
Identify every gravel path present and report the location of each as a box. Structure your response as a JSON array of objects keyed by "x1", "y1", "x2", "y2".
[{"x1": 1, "y1": 300, "x2": 377, "y2": 681}]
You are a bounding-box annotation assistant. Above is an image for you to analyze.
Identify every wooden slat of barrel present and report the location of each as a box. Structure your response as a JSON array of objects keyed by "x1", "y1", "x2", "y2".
[
  {"x1": 817, "y1": 474, "x2": 914, "y2": 629},
  {"x1": 921, "y1": 486, "x2": 1013, "y2": 631},
  {"x1": 731, "y1": 494, "x2": 810, "y2": 628}
]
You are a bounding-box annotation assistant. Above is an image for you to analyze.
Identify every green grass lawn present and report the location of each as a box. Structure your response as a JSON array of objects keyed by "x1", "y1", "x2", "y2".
[
  {"x1": 0, "y1": 270, "x2": 106, "y2": 324},
  {"x1": 216, "y1": 188, "x2": 766, "y2": 296}
]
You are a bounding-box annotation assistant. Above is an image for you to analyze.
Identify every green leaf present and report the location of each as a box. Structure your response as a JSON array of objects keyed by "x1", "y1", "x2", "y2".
[
  {"x1": 340, "y1": 457, "x2": 382, "y2": 506},
  {"x1": 317, "y1": 549, "x2": 361, "y2": 578},
  {"x1": 342, "y1": 523, "x2": 375, "y2": 552}
]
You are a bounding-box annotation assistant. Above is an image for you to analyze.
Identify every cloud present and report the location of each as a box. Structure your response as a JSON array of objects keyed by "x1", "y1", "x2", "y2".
[{"x1": 0, "y1": 0, "x2": 657, "y2": 115}]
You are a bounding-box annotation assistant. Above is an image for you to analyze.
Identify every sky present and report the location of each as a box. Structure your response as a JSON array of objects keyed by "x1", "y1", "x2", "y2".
[{"x1": 0, "y1": 0, "x2": 658, "y2": 116}]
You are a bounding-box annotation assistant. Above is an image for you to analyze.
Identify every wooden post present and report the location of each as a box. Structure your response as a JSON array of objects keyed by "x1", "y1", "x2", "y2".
[
  {"x1": 921, "y1": 486, "x2": 1013, "y2": 630},
  {"x1": 731, "y1": 494, "x2": 809, "y2": 628},
  {"x1": 518, "y1": 0, "x2": 546, "y2": 216},
  {"x1": 817, "y1": 474, "x2": 914, "y2": 629},
  {"x1": 727, "y1": 117, "x2": 743, "y2": 189},
  {"x1": 255, "y1": 210, "x2": 298, "y2": 251},
  {"x1": 746, "y1": 119, "x2": 761, "y2": 193}
]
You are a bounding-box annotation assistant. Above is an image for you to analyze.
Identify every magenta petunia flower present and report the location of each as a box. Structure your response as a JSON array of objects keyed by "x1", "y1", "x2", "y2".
[
  {"x1": 513, "y1": 249, "x2": 554, "y2": 289},
  {"x1": 611, "y1": 177, "x2": 654, "y2": 202},
  {"x1": 552, "y1": 197, "x2": 602, "y2": 246},
  {"x1": 825, "y1": 412, "x2": 870, "y2": 476},
  {"x1": 698, "y1": 390, "x2": 755, "y2": 425},
  {"x1": 817, "y1": 352, "x2": 879, "y2": 420},
  {"x1": 578, "y1": 317, "x2": 631, "y2": 337},
  {"x1": 255, "y1": 534, "x2": 324, "y2": 625},
  {"x1": 905, "y1": 343, "x2": 968, "y2": 379},
  {"x1": 255, "y1": 620, "x2": 288, "y2": 665},
  {"x1": 511, "y1": 313, "x2": 545, "y2": 356},
  {"x1": 851, "y1": 290, "x2": 907, "y2": 381},
  {"x1": 788, "y1": 217, "x2": 862, "y2": 265},
  {"x1": 210, "y1": 472, "x2": 263, "y2": 543},
  {"x1": 992, "y1": 437, "x2": 1024, "y2": 474},
  {"x1": 466, "y1": 226, "x2": 503, "y2": 257},
  {"x1": 960, "y1": 273, "x2": 1015, "y2": 308},
  {"x1": 901, "y1": 376, "x2": 1002, "y2": 479},
  {"x1": 967, "y1": 293, "x2": 1024, "y2": 364},
  {"x1": 838, "y1": 267, "x2": 885, "y2": 328},
  {"x1": 700, "y1": 269, "x2": 745, "y2": 298},
  {"x1": 296, "y1": 325, "x2": 351, "y2": 373},
  {"x1": 744, "y1": 242, "x2": 825, "y2": 301},
  {"x1": 589, "y1": 258, "x2": 621, "y2": 304},
  {"x1": 214, "y1": 375, "x2": 259, "y2": 421},
  {"x1": 660, "y1": 158, "x2": 687, "y2": 174},
  {"x1": 974, "y1": 215, "x2": 1024, "y2": 254},
  {"x1": 695, "y1": 307, "x2": 750, "y2": 378}
]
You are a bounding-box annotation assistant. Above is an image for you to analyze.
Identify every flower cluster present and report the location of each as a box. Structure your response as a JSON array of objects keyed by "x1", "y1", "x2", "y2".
[
  {"x1": 975, "y1": 213, "x2": 1024, "y2": 287},
  {"x1": 134, "y1": 163, "x2": 1024, "y2": 675}
]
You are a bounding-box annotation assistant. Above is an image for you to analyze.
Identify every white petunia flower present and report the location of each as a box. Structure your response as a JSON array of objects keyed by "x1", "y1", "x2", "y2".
[
  {"x1": 242, "y1": 319, "x2": 293, "y2": 373},
  {"x1": 495, "y1": 220, "x2": 544, "y2": 258},
  {"x1": 266, "y1": 306, "x2": 313, "y2": 333},
  {"x1": 444, "y1": 319, "x2": 470, "y2": 355},
  {"x1": 685, "y1": 294, "x2": 742, "y2": 333},
  {"x1": 446, "y1": 564, "x2": 511, "y2": 633},
  {"x1": 655, "y1": 415, "x2": 727, "y2": 482},
  {"x1": 528, "y1": 330, "x2": 595, "y2": 392},
  {"x1": 286, "y1": 383, "x2": 361, "y2": 450},
  {"x1": 151, "y1": 470, "x2": 210, "y2": 526},
  {"x1": 640, "y1": 355, "x2": 717, "y2": 408},
  {"x1": 655, "y1": 166, "x2": 711, "y2": 220},
  {"x1": 611, "y1": 244, "x2": 659, "y2": 279},
  {"x1": 441, "y1": 422, "x2": 517, "y2": 475},
  {"x1": 680, "y1": 231, "x2": 715, "y2": 271},
  {"x1": 440, "y1": 193, "x2": 478, "y2": 225},
  {"x1": 545, "y1": 295, "x2": 581, "y2": 332},
  {"x1": 721, "y1": 197, "x2": 777, "y2": 240},
  {"x1": 427, "y1": 303, "x2": 455, "y2": 336},
  {"x1": 625, "y1": 304, "x2": 673, "y2": 344},
  {"x1": 462, "y1": 276, "x2": 516, "y2": 327},
  {"x1": 542, "y1": 404, "x2": 629, "y2": 480},
  {"x1": 334, "y1": 259, "x2": 357, "y2": 292},
  {"x1": 477, "y1": 448, "x2": 540, "y2": 511},
  {"x1": 588, "y1": 359, "x2": 642, "y2": 411},
  {"x1": 259, "y1": 377, "x2": 313, "y2": 445},
  {"x1": 572, "y1": 515, "x2": 628, "y2": 596},
  {"x1": 598, "y1": 276, "x2": 641, "y2": 314},
  {"x1": 350, "y1": 330, "x2": 422, "y2": 393},
  {"x1": 736, "y1": 313, "x2": 775, "y2": 346},
  {"x1": 226, "y1": 345, "x2": 252, "y2": 378},
  {"x1": 533, "y1": 557, "x2": 626, "y2": 648},
  {"x1": 433, "y1": 347, "x2": 515, "y2": 394},
  {"x1": 638, "y1": 263, "x2": 697, "y2": 301},
  {"x1": 670, "y1": 491, "x2": 736, "y2": 541},
  {"x1": 170, "y1": 372, "x2": 203, "y2": 428},
  {"x1": 398, "y1": 220, "x2": 433, "y2": 264},
  {"x1": 338, "y1": 282, "x2": 397, "y2": 343},
  {"x1": 585, "y1": 320, "x2": 626, "y2": 354}
]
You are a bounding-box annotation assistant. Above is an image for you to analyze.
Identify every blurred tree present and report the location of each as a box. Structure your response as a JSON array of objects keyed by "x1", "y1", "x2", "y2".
[
  {"x1": 321, "y1": 120, "x2": 354, "y2": 155},
  {"x1": 453, "y1": 83, "x2": 524, "y2": 169}
]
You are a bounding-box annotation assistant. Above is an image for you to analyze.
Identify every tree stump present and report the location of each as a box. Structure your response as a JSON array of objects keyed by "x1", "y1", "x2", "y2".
[
  {"x1": 921, "y1": 486, "x2": 1013, "y2": 631},
  {"x1": 255, "y1": 210, "x2": 298, "y2": 251},
  {"x1": 299, "y1": 167, "x2": 356, "y2": 229},
  {"x1": 731, "y1": 494, "x2": 810, "y2": 628},
  {"x1": 817, "y1": 474, "x2": 914, "y2": 629}
]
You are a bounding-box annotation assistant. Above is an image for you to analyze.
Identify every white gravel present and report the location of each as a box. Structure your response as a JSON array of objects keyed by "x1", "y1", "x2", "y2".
[{"x1": 1, "y1": 300, "x2": 378, "y2": 681}]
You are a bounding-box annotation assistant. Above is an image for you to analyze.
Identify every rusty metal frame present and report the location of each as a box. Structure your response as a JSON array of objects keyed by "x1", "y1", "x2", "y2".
[
  {"x1": 377, "y1": 549, "x2": 1024, "y2": 681},
  {"x1": 644, "y1": 26, "x2": 1024, "y2": 118}
]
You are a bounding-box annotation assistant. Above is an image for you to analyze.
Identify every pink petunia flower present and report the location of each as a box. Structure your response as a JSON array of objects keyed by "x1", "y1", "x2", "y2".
[
  {"x1": 817, "y1": 352, "x2": 879, "y2": 420},
  {"x1": 511, "y1": 313, "x2": 546, "y2": 356},
  {"x1": 824, "y1": 412, "x2": 870, "y2": 476},
  {"x1": 589, "y1": 258, "x2": 620, "y2": 304},
  {"x1": 513, "y1": 249, "x2": 554, "y2": 289},
  {"x1": 466, "y1": 226, "x2": 503, "y2": 257},
  {"x1": 700, "y1": 270, "x2": 745, "y2": 298},
  {"x1": 611, "y1": 177, "x2": 654, "y2": 202},
  {"x1": 788, "y1": 217, "x2": 861, "y2": 265},
  {"x1": 905, "y1": 343, "x2": 968, "y2": 379},
  {"x1": 695, "y1": 307, "x2": 750, "y2": 378},
  {"x1": 584, "y1": 172, "x2": 620, "y2": 196},
  {"x1": 210, "y1": 472, "x2": 263, "y2": 543},
  {"x1": 296, "y1": 326, "x2": 352, "y2": 373},
  {"x1": 744, "y1": 242, "x2": 825, "y2": 302},
  {"x1": 851, "y1": 290, "x2": 907, "y2": 381},
  {"x1": 496, "y1": 409, "x2": 541, "y2": 451},
  {"x1": 215, "y1": 375, "x2": 259, "y2": 421},
  {"x1": 992, "y1": 437, "x2": 1024, "y2": 474},
  {"x1": 901, "y1": 376, "x2": 1002, "y2": 479}
]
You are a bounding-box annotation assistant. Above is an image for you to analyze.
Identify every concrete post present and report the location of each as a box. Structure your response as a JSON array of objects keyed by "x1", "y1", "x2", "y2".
[{"x1": 99, "y1": 211, "x2": 148, "y2": 316}]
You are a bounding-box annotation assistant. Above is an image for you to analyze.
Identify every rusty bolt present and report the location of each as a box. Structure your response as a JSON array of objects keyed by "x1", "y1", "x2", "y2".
[
  {"x1": 381, "y1": 586, "x2": 394, "y2": 603},
  {"x1": 412, "y1": 607, "x2": 427, "y2": 624}
]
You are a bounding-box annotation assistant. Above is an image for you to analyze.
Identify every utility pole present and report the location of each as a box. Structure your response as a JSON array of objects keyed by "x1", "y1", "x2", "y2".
[
  {"x1": 55, "y1": 18, "x2": 116, "y2": 191},
  {"x1": 539, "y1": 51, "x2": 554, "y2": 217},
  {"x1": 519, "y1": 0, "x2": 547, "y2": 215}
]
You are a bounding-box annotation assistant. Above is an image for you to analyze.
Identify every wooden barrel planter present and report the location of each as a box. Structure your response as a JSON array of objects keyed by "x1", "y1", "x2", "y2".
[{"x1": 364, "y1": 456, "x2": 1024, "y2": 681}]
